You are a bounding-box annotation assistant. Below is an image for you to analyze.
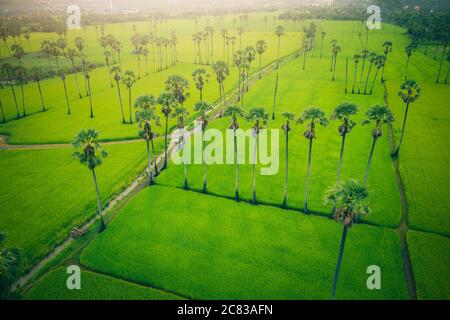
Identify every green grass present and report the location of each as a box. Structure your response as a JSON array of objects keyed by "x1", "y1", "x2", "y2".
[
  {"x1": 0, "y1": 141, "x2": 151, "y2": 272},
  {"x1": 25, "y1": 267, "x2": 182, "y2": 300},
  {"x1": 408, "y1": 231, "x2": 450, "y2": 299},
  {"x1": 81, "y1": 185, "x2": 408, "y2": 300}
]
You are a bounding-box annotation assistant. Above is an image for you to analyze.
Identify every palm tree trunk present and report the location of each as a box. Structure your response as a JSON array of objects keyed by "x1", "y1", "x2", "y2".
[
  {"x1": 330, "y1": 54, "x2": 334, "y2": 72},
  {"x1": 364, "y1": 136, "x2": 378, "y2": 185},
  {"x1": 393, "y1": 102, "x2": 410, "y2": 158},
  {"x1": 436, "y1": 43, "x2": 447, "y2": 83},
  {"x1": 20, "y1": 84, "x2": 26, "y2": 117},
  {"x1": 352, "y1": 63, "x2": 358, "y2": 94},
  {"x1": 320, "y1": 37, "x2": 324, "y2": 58},
  {"x1": 8, "y1": 80, "x2": 19, "y2": 119},
  {"x1": 221, "y1": 82, "x2": 225, "y2": 117},
  {"x1": 62, "y1": 79, "x2": 70, "y2": 115},
  {"x1": 87, "y1": 77, "x2": 93, "y2": 118},
  {"x1": 183, "y1": 162, "x2": 188, "y2": 189},
  {"x1": 202, "y1": 129, "x2": 207, "y2": 193},
  {"x1": 252, "y1": 134, "x2": 258, "y2": 205},
  {"x1": 259, "y1": 54, "x2": 262, "y2": 79},
  {"x1": 146, "y1": 139, "x2": 153, "y2": 185},
  {"x1": 164, "y1": 115, "x2": 169, "y2": 169},
  {"x1": 116, "y1": 80, "x2": 125, "y2": 123},
  {"x1": 332, "y1": 54, "x2": 338, "y2": 81},
  {"x1": 137, "y1": 55, "x2": 141, "y2": 79},
  {"x1": 200, "y1": 88, "x2": 203, "y2": 103},
  {"x1": 358, "y1": 59, "x2": 366, "y2": 94},
  {"x1": 282, "y1": 128, "x2": 289, "y2": 208},
  {"x1": 336, "y1": 133, "x2": 346, "y2": 183},
  {"x1": 91, "y1": 168, "x2": 106, "y2": 231},
  {"x1": 363, "y1": 63, "x2": 373, "y2": 94},
  {"x1": 445, "y1": 65, "x2": 450, "y2": 84},
  {"x1": 237, "y1": 68, "x2": 241, "y2": 102},
  {"x1": 234, "y1": 127, "x2": 239, "y2": 201},
  {"x1": 304, "y1": 137, "x2": 313, "y2": 213},
  {"x1": 145, "y1": 55, "x2": 149, "y2": 76},
  {"x1": 331, "y1": 226, "x2": 348, "y2": 300},
  {"x1": 0, "y1": 100, "x2": 6, "y2": 123},
  {"x1": 272, "y1": 67, "x2": 279, "y2": 120},
  {"x1": 381, "y1": 54, "x2": 387, "y2": 82},
  {"x1": 128, "y1": 88, "x2": 132, "y2": 124},
  {"x1": 71, "y1": 61, "x2": 82, "y2": 98},
  {"x1": 151, "y1": 137, "x2": 158, "y2": 175},
  {"x1": 405, "y1": 56, "x2": 410, "y2": 80},
  {"x1": 344, "y1": 56, "x2": 348, "y2": 92},
  {"x1": 369, "y1": 68, "x2": 380, "y2": 95},
  {"x1": 277, "y1": 37, "x2": 281, "y2": 60},
  {"x1": 303, "y1": 42, "x2": 307, "y2": 70}
]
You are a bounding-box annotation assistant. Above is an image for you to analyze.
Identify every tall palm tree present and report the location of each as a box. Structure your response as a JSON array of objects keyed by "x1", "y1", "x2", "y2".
[
  {"x1": 297, "y1": 107, "x2": 328, "y2": 213},
  {"x1": 330, "y1": 103, "x2": 358, "y2": 184},
  {"x1": 212, "y1": 61, "x2": 229, "y2": 116},
  {"x1": 281, "y1": 111, "x2": 294, "y2": 208},
  {"x1": 239, "y1": 62, "x2": 248, "y2": 107},
  {"x1": 244, "y1": 46, "x2": 256, "y2": 92},
  {"x1": 320, "y1": 31, "x2": 327, "y2": 58},
  {"x1": 14, "y1": 65, "x2": 27, "y2": 117},
  {"x1": 83, "y1": 62, "x2": 95, "y2": 118},
  {"x1": 331, "y1": 45, "x2": 341, "y2": 81},
  {"x1": 255, "y1": 40, "x2": 267, "y2": 79},
  {"x1": 246, "y1": 107, "x2": 269, "y2": 204},
  {"x1": 135, "y1": 95, "x2": 159, "y2": 185},
  {"x1": 404, "y1": 44, "x2": 416, "y2": 80},
  {"x1": 111, "y1": 66, "x2": 125, "y2": 124},
  {"x1": 1, "y1": 63, "x2": 19, "y2": 119},
  {"x1": 275, "y1": 26, "x2": 285, "y2": 60},
  {"x1": 351, "y1": 54, "x2": 361, "y2": 94},
  {"x1": 272, "y1": 62, "x2": 280, "y2": 120},
  {"x1": 0, "y1": 232, "x2": 20, "y2": 299},
  {"x1": 221, "y1": 29, "x2": 228, "y2": 61},
  {"x1": 192, "y1": 68, "x2": 210, "y2": 102},
  {"x1": 369, "y1": 55, "x2": 385, "y2": 95},
  {"x1": 72, "y1": 129, "x2": 108, "y2": 231},
  {"x1": 330, "y1": 39, "x2": 337, "y2": 71},
  {"x1": 165, "y1": 74, "x2": 190, "y2": 108},
  {"x1": 194, "y1": 101, "x2": 213, "y2": 193},
  {"x1": 58, "y1": 69, "x2": 71, "y2": 115},
  {"x1": 325, "y1": 179, "x2": 370, "y2": 300},
  {"x1": 224, "y1": 105, "x2": 246, "y2": 201},
  {"x1": 158, "y1": 91, "x2": 175, "y2": 169},
  {"x1": 172, "y1": 106, "x2": 190, "y2": 189},
  {"x1": 392, "y1": 79, "x2": 421, "y2": 159},
  {"x1": 362, "y1": 105, "x2": 394, "y2": 185},
  {"x1": 381, "y1": 41, "x2": 392, "y2": 82},
  {"x1": 11, "y1": 44, "x2": 25, "y2": 66},
  {"x1": 357, "y1": 49, "x2": 369, "y2": 94},
  {"x1": 363, "y1": 52, "x2": 377, "y2": 94},
  {"x1": 233, "y1": 50, "x2": 244, "y2": 101},
  {"x1": 67, "y1": 49, "x2": 82, "y2": 98},
  {"x1": 122, "y1": 70, "x2": 136, "y2": 124}
]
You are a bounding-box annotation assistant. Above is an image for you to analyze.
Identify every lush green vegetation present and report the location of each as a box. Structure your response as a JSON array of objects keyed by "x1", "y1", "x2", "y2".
[
  {"x1": 81, "y1": 185, "x2": 408, "y2": 300},
  {"x1": 25, "y1": 267, "x2": 182, "y2": 300},
  {"x1": 408, "y1": 231, "x2": 450, "y2": 299}
]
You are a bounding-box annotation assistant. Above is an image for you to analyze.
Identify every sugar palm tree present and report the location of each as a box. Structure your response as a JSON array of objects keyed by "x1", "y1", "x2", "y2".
[
  {"x1": 172, "y1": 106, "x2": 190, "y2": 189},
  {"x1": 255, "y1": 40, "x2": 267, "y2": 78},
  {"x1": 1, "y1": 63, "x2": 19, "y2": 119},
  {"x1": 357, "y1": 49, "x2": 369, "y2": 94},
  {"x1": 320, "y1": 31, "x2": 327, "y2": 58},
  {"x1": 212, "y1": 61, "x2": 229, "y2": 116},
  {"x1": 135, "y1": 95, "x2": 159, "y2": 185},
  {"x1": 14, "y1": 65, "x2": 27, "y2": 117},
  {"x1": 369, "y1": 55, "x2": 385, "y2": 95},
  {"x1": 122, "y1": 70, "x2": 136, "y2": 124},
  {"x1": 381, "y1": 41, "x2": 392, "y2": 82},
  {"x1": 192, "y1": 68, "x2": 210, "y2": 102},
  {"x1": 0, "y1": 232, "x2": 20, "y2": 298},
  {"x1": 224, "y1": 105, "x2": 246, "y2": 201},
  {"x1": 351, "y1": 54, "x2": 361, "y2": 94},
  {"x1": 72, "y1": 129, "x2": 108, "y2": 231},
  {"x1": 165, "y1": 74, "x2": 190, "y2": 108},
  {"x1": 158, "y1": 91, "x2": 175, "y2": 169},
  {"x1": 58, "y1": 69, "x2": 71, "y2": 115},
  {"x1": 275, "y1": 26, "x2": 285, "y2": 60},
  {"x1": 436, "y1": 43, "x2": 448, "y2": 83},
  {"x1": 363, "y1": 52, "x2": 377, "y2": 94},
  {"x1": 297, "y1": 107, "x2": 329, "y2": 213},
  {"x1": 111, "y1": 66, "x2": 125, "y2": 124},
  {"x1": 362, "y1": 105, "x2": 394, "y2": 184},
  {"x1": 331, "y1": 103, "x2": 358, "y2": 184},
  {"x1": 325, "y1": 179, "x2": 370, "y2": 300},
  {"x1": 233, "y1": 50, "x2": 245, "y2": 101},
  {"x1": 330, "y1": 39, "x2": 337, "y2": 71},
  {"x1": 392, "y1": 80, "x2": 421, "y2": 159},
  {"x1": 83, "y1": 62, "x2": 95, "y2": 118},
  {"x1": 246, "y1": 107, "x2": 269, "y2": 204},
  {"x1": 244, "y1": 46, "x2": 256, "y2": 92},
  {"x1": 194, "y1": 101, "x2": 213, "y2": 193},
  {"x1": 221, "y1": 29, "x2": 228, "y2": 61},
  {"x1": 281, "y1": 111, "x2": 294, "y2": 208},
  {"x1": 239, "y1": 62, "x2": 248, "y2": 107},
  {"x1": 67, "y1": 49, "x2": 82, "y2": 98},
  {"x1": 11, "y1": 44, "x2": 25, "y2": 66},
  {"x1": 331, "y1": 45, "x2": 341, "y2": 81},
  {"x1": 404, "y1": 44, "x2": 416, "y2": 80}
]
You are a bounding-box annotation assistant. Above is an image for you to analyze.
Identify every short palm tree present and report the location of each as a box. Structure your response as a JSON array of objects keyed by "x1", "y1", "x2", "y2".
[
  {"x1": 331, "y1": 45, "x2": 341, "y2": 81},
  {"x1": 381, "y1": 41, "x2": 392, "y2": 82},
  {"x1": 392, "y1": 79, "x2": 421, "y2": 159},
  {"x1": 1, "y1": 64, "x2": 19, "y2": 119},
  {"x1": 255, "y1": 40, "x2": 267, "y2": 78},
  {"x1": 122, "y1": 70, "x2": 136, "y2": 124},
  {"x1": 246, "y1": 107, "x2": 269, "y2": 204},
  {"x1": 135, "y1": 95, "x2": 159, "y2": 185},
  {"x1": 362, "y1": 105, "x2": 394, "y2": 184},
  {"x1": 331, "y1": 103, "x2": 358, "y2": 184},
  {"x1": 72, "y1": 129, "x2": 108, "y2": 231},
  {"x1": 31, "y1": 67, "x2": 46, "y2": 112},
  {"x1": 58, "y1": 69, "x2": 71, "y2": 115},
  {"x1": 281, "y1": 111, "x2": 294, "y2": 208},
  {"x1": 211, "y1": 61, "x2": 229, "y2": 116},
  {"x1": 194, "y1": 101, "x2": 213, "y2": 193},
  {"x1": 192, "y1": 68, "x2": 210, "y2": 102},
  {"x1": 224, "y1": 105, "x2": 246, "y2": 201},
  {"x1": 172, "y1": 106, "x2": 190, "y2": 189},
  {"x1": 111, "y1": 66, "x2": 125, "y2": 124},
  {"x1": 404, "y1": 44, "x2": 416, "y2": 80},
  {"x1": 297, "y1": 107, "x2": 329, "y2": 213},
  {"x1": 351, "y1": 54, "x2": 361, "y2": 94},
  {"x1": 158, "y1": 91, "x2": 175, "y2": 169},
  {"x1": 325, "y1": 179, "x2": 370, "y2": 300},
  {"x1": 0, "y1": 232, "x2": 20, "y2": 299}
]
